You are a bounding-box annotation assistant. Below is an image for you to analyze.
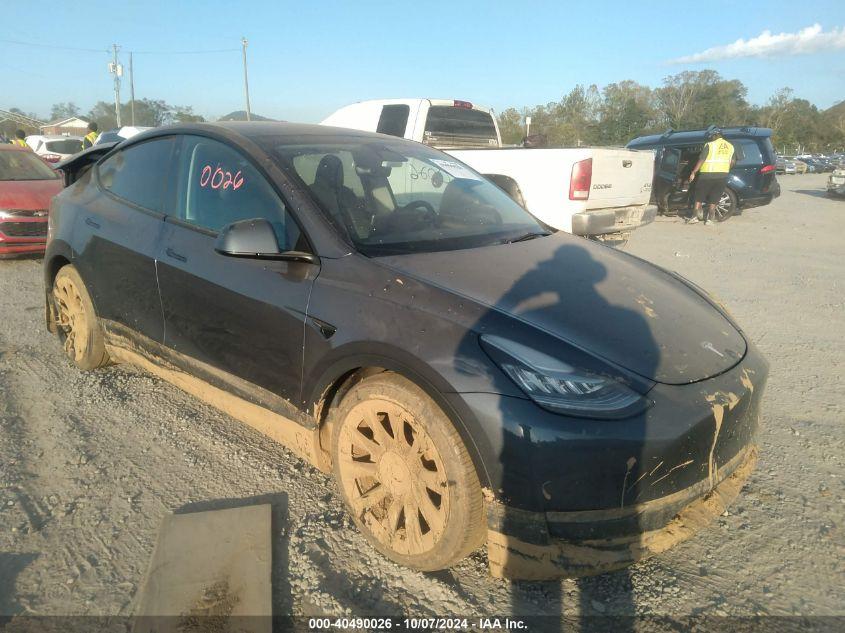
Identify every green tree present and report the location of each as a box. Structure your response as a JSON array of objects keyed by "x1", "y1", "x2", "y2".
[
  {"x1": 49, "y1": 102, "x2": 81, "y2": 121},
  {"x1": 598, "y1": 81, "x2": 657, "y2": 145},
  {"x1": 497, "y1": 107, "x2": 524, "y2": 145},
  {"x1": 170, "y1": 106, "x2": 205, "y2": 124}
]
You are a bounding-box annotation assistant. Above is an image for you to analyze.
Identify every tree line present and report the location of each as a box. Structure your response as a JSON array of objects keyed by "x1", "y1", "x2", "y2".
[
  {"x1": 496, "y1": 70, "x2": 844, "y2": 153},
  {"x1": 1, "y1": 99, "x2": 205, "y2": 138},
  {"x1": 50, "y1": 100, "x2": 205, "y2": 129}
]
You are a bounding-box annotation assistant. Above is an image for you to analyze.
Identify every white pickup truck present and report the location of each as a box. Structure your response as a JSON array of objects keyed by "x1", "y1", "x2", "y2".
[{"x1": 321, "y1": 98, "x2": 657, "y2": 238}]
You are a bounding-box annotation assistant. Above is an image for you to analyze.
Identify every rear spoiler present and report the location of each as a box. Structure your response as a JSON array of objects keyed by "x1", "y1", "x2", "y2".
[{"x1": 55, "y1": 142, "x2": 119, "y2": 187}]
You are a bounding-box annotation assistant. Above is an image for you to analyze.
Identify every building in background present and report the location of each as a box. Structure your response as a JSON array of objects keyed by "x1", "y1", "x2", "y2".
[{"x1": 40, "y1": 117, "x2": 90, "y2": 136}]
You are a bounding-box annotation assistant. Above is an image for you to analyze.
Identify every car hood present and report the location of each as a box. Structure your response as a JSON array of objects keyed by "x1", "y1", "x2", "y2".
[
  {"x1": 377, "y1": 234, "x2": 746, "y2": 385},
  {"x1": 0, "y1": 179, "x2": 62, "y2": 212}
]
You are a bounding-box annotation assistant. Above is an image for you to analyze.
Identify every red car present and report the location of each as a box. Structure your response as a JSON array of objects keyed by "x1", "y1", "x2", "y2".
[{"x1": 0, "y1": 145, "x2": 62, "y2": 257}]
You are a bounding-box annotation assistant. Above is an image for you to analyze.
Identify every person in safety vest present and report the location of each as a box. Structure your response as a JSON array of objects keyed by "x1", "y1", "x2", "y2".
[
  {"x1": 687, "y1": 128, "x2": 735, "y2": 225},
  {"x1": 11, "y1": 129, "x2": 28, "y2": 148},
  {"x1": 81, "y1": 122, "x2": 99, "y2": 150}
]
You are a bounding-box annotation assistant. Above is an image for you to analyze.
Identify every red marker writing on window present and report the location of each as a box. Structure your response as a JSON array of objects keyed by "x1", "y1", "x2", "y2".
[{"x1": 200, "y1": 165, "x2": 245, "y2": 190}]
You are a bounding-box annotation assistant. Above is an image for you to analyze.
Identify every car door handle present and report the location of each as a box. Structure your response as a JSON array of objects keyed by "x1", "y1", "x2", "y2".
[
  {"x1": 622, "y1": 160, "x2": 632, "y2": 168},
  {"x1": 165, "y1": 248, "x2": 187, "y2": 263},
  {"x1": 85, "y1": 217, "x2": 101, "y2": 229}
]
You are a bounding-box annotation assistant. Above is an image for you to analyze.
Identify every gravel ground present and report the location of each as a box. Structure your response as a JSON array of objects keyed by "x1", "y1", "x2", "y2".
[{"x1": 0, "y1": 173, "x2": 842, "y2": 623}]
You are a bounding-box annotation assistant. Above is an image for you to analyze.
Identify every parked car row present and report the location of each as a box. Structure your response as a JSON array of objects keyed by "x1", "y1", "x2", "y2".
[{"x1": 796, "y1": 155, "x2": 838, "y2": 173}]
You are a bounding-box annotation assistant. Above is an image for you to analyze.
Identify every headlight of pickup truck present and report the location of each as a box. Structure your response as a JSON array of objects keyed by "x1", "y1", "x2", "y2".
[{"x1": 481, "y1": 335, "x2": 649, "y2": 420}]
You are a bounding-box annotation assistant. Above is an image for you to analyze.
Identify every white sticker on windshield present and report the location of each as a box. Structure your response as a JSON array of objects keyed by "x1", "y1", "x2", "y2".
[{"x1": 430, "y1": 159, "x2": 482, "y2": 181}]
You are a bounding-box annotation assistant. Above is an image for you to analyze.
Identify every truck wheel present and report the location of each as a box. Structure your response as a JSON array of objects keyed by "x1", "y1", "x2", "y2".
[
  {"x1": 714, "y1": 189, "x2": 737, "y2": 222},
  {"x1": 53, "y1": 265, "x2": 110, "y2": 370},
  {"x1": 331, "y1": 373, "x2": 485, "y2": 571}
]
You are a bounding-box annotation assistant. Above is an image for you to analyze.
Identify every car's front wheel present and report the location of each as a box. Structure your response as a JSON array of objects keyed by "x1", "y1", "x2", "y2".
[
  {"x1": 53, "y1": 265, "x2": 110, "y2": 370},
  {"x1": 714, "y1": 188, "x2": 737, "y2": 222},
  {"x1": 331, "y1": 373, "x2": 485, "y2": 571}
]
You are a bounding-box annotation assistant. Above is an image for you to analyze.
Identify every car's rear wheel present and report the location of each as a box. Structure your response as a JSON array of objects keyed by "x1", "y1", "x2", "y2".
[
  {"x1": 331, "y1": 373, "x2": 485, "y2": 571},
  {"x1": 53, "y1": 265, "x2": 110, "y2": 370},
  {"x1": 714, "y1": 188, "x2": 737, "y2": 222}
]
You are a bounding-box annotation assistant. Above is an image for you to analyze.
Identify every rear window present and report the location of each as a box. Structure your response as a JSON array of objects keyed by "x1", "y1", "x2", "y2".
[
  {"x1": 377, "y1": 105, "x2": 410, "y2": 138},
  {"x1": 45, "y1": 139, "x2": 82, "y2": 154},
  {"x1": 0, "y1": 151, "x2": 60, "y2": 181},
  {"x1": 733, "y1": 139, "x2": 764, "y2": 167},
  {"x1": 423, "y1": 106, "x2": 497, "y2": 146}
]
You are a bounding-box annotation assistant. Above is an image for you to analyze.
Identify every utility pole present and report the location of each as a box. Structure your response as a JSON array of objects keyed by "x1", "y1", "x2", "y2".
[
  {"x1": 129, "y1": 52, "x2": 136, "y2": 126},
  {"x1": 109, "y1": 44, "x2": 123, "y2": 127},
  {"x1": 241, "y1": 37, "x2": 251, "y2": 121}
]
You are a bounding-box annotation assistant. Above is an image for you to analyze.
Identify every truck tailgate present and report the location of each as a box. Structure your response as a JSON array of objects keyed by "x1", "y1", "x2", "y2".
[{"x1": 587, "y1": 149, "x2": 653, "y2": 209}]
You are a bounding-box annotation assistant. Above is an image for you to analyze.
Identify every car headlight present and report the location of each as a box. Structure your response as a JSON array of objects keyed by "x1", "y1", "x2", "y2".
[{"x1": 481, "y1": 335, "x2": 649, "y2": 419}]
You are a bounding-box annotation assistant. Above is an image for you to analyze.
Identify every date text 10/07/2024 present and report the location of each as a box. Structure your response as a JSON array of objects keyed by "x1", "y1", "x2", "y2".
[{"x1": 307, "y1": 617, "x2": 528, "y2": 630}]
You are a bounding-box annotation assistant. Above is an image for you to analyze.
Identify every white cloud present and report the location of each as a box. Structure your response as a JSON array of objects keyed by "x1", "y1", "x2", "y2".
[{"x1": 670, "y1": 24, "x2": 845, "y2": 64}]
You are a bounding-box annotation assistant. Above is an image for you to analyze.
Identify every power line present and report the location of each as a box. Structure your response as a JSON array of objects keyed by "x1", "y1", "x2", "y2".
[
  {"x1": 130, "y1": 47, "x2": 240, "y2": 55},
  {"x1": 0, "y1": 38, "x2": 107, "y2": 54},
  {"x1": 0, "y1": 37, "x2": 239, "y2": 56}
]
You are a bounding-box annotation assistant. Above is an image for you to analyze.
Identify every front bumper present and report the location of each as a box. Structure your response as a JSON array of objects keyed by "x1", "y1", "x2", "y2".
[
  {"x1": 0, "y1": 218, "x2": 48, "y2": 257},
  {"x1": 571, "y1": 204, "x2": 657, "y2": 236},
  {"x1": 452, "y1": 345, "x2": 767, "y2": 579},
  {"x1": 487, "y1": 445, "x2": 756, "y2": 579}
]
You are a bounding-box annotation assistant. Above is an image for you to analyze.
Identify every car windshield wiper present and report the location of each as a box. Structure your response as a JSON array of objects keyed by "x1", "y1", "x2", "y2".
[{"x1": 503, "y1": 231, "x2": 551, "y2": 244}]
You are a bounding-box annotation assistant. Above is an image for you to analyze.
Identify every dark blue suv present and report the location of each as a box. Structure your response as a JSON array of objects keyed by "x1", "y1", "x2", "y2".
[{"x1": 627, "y1": 127, "x2": 780, "y2": 222}]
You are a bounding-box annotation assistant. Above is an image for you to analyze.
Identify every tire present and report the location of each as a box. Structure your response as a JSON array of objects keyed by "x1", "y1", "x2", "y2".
[
  {"x1": 52, "y1": 265, "x2": 110, "y2": 370},
  {"x1": 331, "y1": 372, "x2": 485, "y2": 571},
  {"x1": 714, "y1": 188, "x2": 737, "y2": 222}
]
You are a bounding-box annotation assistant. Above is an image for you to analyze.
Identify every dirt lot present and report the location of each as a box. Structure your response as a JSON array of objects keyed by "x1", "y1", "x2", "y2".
[{"x1": 1, "y1": 173, "x2": 842, "y2": 623}]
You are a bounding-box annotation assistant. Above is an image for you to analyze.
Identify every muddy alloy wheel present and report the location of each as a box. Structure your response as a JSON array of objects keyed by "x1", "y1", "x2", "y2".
[
  {"x1": 53, "y1": 265, "x2": 110, "y2": 371},
  {"x1": 331, "y1": 373, "x2": 485, "y2": 571},
  {"x1": 714, "y1": 188, "x2": 737, "y2": 222},
  {"x1": 337, "y1": 399, "x2": 449, "y2": 556}
]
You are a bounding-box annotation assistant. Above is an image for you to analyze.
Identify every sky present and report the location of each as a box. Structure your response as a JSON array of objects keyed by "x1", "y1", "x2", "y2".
[{"x1": 2, "y1": 0, "x2": 844, "y2": 123}]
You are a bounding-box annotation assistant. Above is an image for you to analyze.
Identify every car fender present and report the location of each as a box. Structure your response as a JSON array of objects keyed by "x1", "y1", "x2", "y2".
[{"x1": 304, "y1": 342, "x2": 496, "y2": 489}]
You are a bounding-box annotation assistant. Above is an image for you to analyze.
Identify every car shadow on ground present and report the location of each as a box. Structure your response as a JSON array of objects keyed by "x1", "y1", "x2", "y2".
[
  {"x1": 174, "y1": 492, "x2": 292, "y2": 623},
  {"x1": 0, "y1": 552, "x2": 39, "y2": 623},
  {"x1": 792, "y1": 189, "x2": 837, "y2": 200},
  {"x1": 455, "y1": 240, "x2": 659, "y2": 630}
]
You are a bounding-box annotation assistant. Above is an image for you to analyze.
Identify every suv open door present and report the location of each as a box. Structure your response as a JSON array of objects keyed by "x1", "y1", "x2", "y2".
[{"x1": 653, "y1": 147, "x2": 691, "y2": 214}]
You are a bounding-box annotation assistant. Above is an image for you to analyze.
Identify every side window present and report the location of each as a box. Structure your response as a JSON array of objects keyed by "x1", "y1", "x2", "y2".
[
  {"x1": 98, "y1": 137, "x2": 176, "y2": 212},
  {"x1": 377, "y1": 105, "x2": 410, "y2": 138},
  {"x1": 175, "y1": 136, "x2": 306, "y2": 251}
]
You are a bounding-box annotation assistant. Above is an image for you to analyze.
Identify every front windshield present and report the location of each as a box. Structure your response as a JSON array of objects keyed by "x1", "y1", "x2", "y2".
[
  {"x1": 258, "y1": 135, "x2": 548, "y2": 255},
  {"x1": 0, "y1": 150, "x2": 60, "y2": 181}
]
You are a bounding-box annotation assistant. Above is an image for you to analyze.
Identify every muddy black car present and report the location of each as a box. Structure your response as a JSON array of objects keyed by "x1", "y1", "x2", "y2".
[
  {"x1": 628, "y1": 127, "x2": 780, "y2": 222},
  {"x1": 45, "y1": 123, "x2": 767, "y2": 579}
]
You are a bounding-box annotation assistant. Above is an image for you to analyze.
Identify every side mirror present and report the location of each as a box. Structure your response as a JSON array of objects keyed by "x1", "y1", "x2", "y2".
[{"x1": 214, "y1": 218, "x2": 318, "y2": 264}]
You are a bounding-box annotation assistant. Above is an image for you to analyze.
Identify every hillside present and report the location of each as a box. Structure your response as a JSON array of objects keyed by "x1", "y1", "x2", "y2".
[{"x1": 218, "y1": 110, "x2": 274, "y2": 122}]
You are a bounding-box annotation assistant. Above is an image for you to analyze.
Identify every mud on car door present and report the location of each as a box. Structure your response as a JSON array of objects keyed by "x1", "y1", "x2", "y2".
[
  {"x1": 74, "y1": 137, "x2": 178, "y2": 343},
  {"x1": 155, "y1": 134, "x2": 318, "y2": 412}
]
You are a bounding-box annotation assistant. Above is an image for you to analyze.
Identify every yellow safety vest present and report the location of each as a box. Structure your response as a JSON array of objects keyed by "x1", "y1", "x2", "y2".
[
  {"x1": 82, "y1": 131, "x2": 98, "y2": 148},
  {"x1": 12, "y1": 138, "x2": 27, "y2": 148},
  {"x1": 699, "y1": 138, "x2": 734, "y2": 174}
]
